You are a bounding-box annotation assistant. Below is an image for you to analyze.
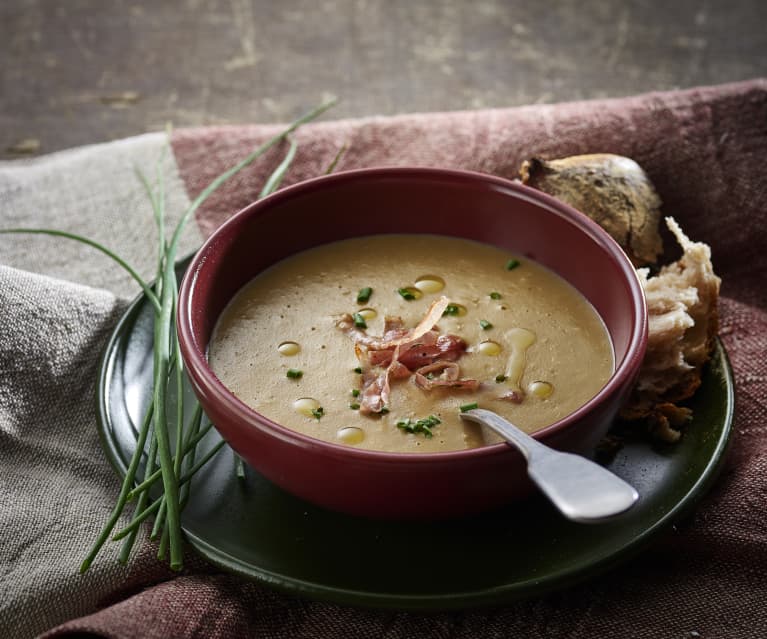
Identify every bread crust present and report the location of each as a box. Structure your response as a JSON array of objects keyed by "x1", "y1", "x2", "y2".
[{"x1": 520, "y1": 154, "x2": 663, "y2": 266}]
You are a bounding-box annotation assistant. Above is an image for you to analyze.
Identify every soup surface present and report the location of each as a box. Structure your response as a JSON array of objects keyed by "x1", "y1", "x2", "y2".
[{"x1": 209, "y1": 234, "x2": 613, "y2": 453}]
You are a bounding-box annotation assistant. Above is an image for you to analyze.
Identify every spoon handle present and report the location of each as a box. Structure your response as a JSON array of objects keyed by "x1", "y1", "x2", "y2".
[{"x1": 461, "y1": 409, "x2": 638, "y2": 523}]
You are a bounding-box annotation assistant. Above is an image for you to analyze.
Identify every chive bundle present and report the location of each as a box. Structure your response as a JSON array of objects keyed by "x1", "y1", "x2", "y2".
[{"x1": 1, "y1": 98, "x2": 336, "y2": 572}]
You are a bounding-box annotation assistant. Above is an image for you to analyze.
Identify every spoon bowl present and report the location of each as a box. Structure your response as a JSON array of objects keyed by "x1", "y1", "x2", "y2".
[{"x1": 461, "y1": 409, "x2": 639, "y2": 522}]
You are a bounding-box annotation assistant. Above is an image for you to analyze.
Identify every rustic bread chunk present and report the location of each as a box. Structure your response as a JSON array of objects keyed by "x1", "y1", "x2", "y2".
[
  {"x1": 520, "y1": 153, "x2": 722, "y2": 442},
  {"x1": 620, "y1": 217, "x2": 721, "y2": 439}
]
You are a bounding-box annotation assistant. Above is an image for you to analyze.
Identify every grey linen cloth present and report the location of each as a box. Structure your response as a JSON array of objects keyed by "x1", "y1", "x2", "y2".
[{"x1": 0, "y1": 133, "x2": 199, "y2": 637}]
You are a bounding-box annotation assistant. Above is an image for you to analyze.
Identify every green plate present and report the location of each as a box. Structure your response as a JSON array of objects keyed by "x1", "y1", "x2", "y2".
[{"x1": 97, "y1": 259, "x2": 735, "y2": 611}]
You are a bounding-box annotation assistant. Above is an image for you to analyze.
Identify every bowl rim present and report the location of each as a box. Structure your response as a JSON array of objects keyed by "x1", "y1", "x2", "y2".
[{"x1": 177, "y1": 166, "x2": 648, "y2": 463}]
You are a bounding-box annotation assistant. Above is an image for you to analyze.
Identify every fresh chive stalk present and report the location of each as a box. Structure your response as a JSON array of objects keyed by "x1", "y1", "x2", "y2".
[
  {"x1": 120, "y1": 155, "x2": 167, "y2": 563},
  {"x1": 0, "y1": 229, "x2": 161, "y2": 313},
  {"x1": 126, "y1": 418, "x2": 213, "y2": 501},
  {"x1": 112, "y1": 439, "x2": 229, "y2": 542},
  {"x1": 112, "y1": 438, "x2": 227, "y2": 541},
  {"x1": 119, "y1": 434, "x2": 157, "y2": 564},
  {"x1": 2, "y1": 98, "x2": 337, "y2": 573},
  {"x1": 460, "y1": 402, "x2": 479, "y2": 413},
  {"x1": 258, "y1": 136, "x2": 298, "y2": 198},
  {"x1": 325, "y1": 142, "x2": 349, "y2": 174},
  {"x1": 78, "y1": 403, "x2": 155, "y2": 572}
]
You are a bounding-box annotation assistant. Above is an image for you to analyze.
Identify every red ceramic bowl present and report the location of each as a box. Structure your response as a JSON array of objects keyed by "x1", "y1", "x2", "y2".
[{"x1": 177, "y1": 168, "x2": 647, "y2": 519}]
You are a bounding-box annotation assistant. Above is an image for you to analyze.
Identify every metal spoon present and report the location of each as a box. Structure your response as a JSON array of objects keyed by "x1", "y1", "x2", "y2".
[{"x1": 461, "y1": 409, "x2": 638, "y2": 523}]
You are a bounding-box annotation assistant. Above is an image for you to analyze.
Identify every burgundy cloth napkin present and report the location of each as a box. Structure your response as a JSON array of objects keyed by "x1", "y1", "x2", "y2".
[{"x1": 43, "y1": 79, "x2": 767, "y2": 638}]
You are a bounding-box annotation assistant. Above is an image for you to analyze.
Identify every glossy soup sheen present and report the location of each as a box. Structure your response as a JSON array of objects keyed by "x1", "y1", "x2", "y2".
[{"x1": 208, "y1": 235, "x2": 614, "y2": 453}]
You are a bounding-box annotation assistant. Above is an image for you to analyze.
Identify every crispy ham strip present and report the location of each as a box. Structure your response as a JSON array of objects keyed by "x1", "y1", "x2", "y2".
[
  {"x1": 379, "y1": 343, "x2": 401, "y2": 413},
  {"x1": 337, "y1": 297, "x2": 450, "y2": 350},
  {"x1": 388, "y1": 360, "x2": 411, "y2": 380},
  {"x1": 365, "y1": 331, "x2": 467, "y2": 370},
  {"x1": 403, "y1": 297, "x2": 450, "y2": 345},
  {"x1": 359, "y1": 370, "x2": 386, "y2": 414},
  {"x1": 496, "y1": 390, "x2": 524, "y2": 404},
  {"x1": 414, "y1": 361, "x2": 481, "y2": 391},
  {"x1": 398, "y1": 333, "x2": 465, "y2": 370},
  {"x1": 383, "y1": 317, "x2": 408, "y2": 340},
  {"x1": 339, "y1": 297, "x2": 479, "y2": 413}
]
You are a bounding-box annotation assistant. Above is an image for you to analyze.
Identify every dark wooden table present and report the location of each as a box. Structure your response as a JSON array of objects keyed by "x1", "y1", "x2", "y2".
[{"x1": 2, "y1": 0, "x2": 766, "y2": 159}]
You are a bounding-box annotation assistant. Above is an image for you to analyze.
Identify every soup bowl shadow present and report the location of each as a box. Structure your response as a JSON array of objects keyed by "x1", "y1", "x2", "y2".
[{"x1": 177, "y1": 167, "x2": 647, "y2": 520}]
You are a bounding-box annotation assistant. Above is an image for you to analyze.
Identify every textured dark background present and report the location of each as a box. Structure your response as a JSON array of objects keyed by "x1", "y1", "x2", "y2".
[{"x1": 2, "y1": 0, "x2": 766, "y2": 158}]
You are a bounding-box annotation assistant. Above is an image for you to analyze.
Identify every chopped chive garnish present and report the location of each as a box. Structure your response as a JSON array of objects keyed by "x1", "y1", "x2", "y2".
[
  {"x1": 351, "y1": 389, "x2": 360, "y2": 397},
  {"x1": 311, "y1": 407, "x2": 324, "y2": 420},
  {"x1": 479, "y1": 319, "x2": 493, "y2": 330},
  {"x1": 443, "y1": 304, "x2": 460, "y2": 316},
  {"x1": 352, "y1": 312, "x2": 367, "y2": 329},
  {"x1": 353, "y1": 366, "x2": 362, "y2": 374},
  {"x1": 286, "y1": 369, "x2": 303, "y2": 379},
  {"x1": 489, "y1": 291, "x2": 502, "y2": 300},
  {"x1": 506, "y1": 259, "x2": 521, "y2": 271},
  {"x1": 350, "y1": 403, "x2": 360, "y2": 410},
  {"x1": 495, "y1": 374, "x2": 508, "y2": 383},
  {"x1": 459, "y1": 402, "x2": 479, "y2": 413},
  {"x1": 380, "y1": 407, "x2": 390, "y2": 415},
  {"x1": 396, "y1": 415, "x2": 441, "y2": 438},
  {"x1": 397, "y1": 288, "x2": 416, "y2": 301},
  {"x1": 357, "y1": 287, "x2": 372, "y2": 303}
]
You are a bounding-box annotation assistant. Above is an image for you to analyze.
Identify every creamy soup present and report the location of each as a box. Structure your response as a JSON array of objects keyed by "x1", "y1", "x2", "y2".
[{"x1": 208, "y1": 235, "x2": 614, "y2": 453}]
